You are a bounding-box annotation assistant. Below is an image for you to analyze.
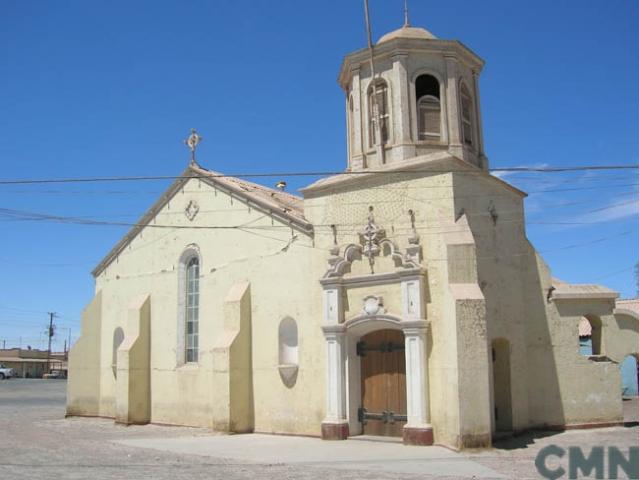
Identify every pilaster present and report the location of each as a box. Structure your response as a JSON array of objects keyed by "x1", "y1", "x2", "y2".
[
  {"x1": 445, "y1": 54, "x2": 463, "y2": 157},
  {"x1": 350, "y1": 66, "x2": 365, "y2": 169},
  {"x1": 472, "y1": 70, "x2": 488, "y2": 169},
  {"x1": 391, "y1": 52, "x2": 416, "y2": 161},
  {"x1": 402, "y1": 320, "x2": 433, "y2": 445},
  {"x1": 321, "y1": 324, "x2": 349, "y2": 440}
]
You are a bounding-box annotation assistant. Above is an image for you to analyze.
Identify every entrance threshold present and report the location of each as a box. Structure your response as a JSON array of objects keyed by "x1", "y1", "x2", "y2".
[{"x1": 349, "y1": 435, "x2": 403, "y2": 444}]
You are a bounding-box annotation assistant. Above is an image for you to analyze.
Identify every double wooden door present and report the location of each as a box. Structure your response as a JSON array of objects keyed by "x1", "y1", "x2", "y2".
[{"x1": 358, "y1": 329, "x2": 407, "y2": 437}]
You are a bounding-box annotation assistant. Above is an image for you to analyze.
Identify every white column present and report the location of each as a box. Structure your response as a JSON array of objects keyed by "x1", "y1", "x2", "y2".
[
  {"x1": 403, "y1": 321, "x2": 431, "y2": 428},
  {"x1": 322, "y1": 326, "x2": 347, "y2": 423}
]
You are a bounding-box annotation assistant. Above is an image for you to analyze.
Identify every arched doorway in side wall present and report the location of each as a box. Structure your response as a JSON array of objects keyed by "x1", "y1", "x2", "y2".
[
  {"x1": 492, "y1": 338, "x2": 513, "y2": 433},
  {"x1": 357, "y1": 329, "x2": 407, "y2": 437},
  {"x1": 621, "y1": 354, "x2": 639, "y2": 397}
]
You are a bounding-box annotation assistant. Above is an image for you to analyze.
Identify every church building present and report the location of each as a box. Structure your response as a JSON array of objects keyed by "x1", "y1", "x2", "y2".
[{"x1": 67, "y1": 18, "x2": 639, "y2": 449}]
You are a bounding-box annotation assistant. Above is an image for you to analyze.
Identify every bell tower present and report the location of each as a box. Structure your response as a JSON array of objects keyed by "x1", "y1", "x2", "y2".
[{"x1": 339, "y1": 21, "x2": 488, "y2": 171}]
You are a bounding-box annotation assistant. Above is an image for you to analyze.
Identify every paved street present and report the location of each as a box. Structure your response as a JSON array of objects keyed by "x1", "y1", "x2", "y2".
[{"x1": 1, "y1": 379, "x2": 638, "y2": 479}]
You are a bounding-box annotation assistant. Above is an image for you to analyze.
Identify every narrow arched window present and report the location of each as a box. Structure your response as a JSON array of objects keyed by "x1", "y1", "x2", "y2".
[
  {"x1": 460, "y1": 82, "x2": 474, "y2": 146},
  {"x1": 368, "y1": 80, "x2": 390, "y2": 147},
  {"x1": 416, "y1": 75, "x2": 441, "y2": 141},
  {"x1": 185, "y1": 256, "x2": 200, "y2": 363}
]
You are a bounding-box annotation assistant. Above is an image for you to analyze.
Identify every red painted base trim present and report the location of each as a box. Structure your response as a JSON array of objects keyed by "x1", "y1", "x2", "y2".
[
  {"x1": 321, "y1": 422, "x2": 349, "y2": 440},
  {"x1": 403, "y1": 426, "x2": 434, "y2": 446}
]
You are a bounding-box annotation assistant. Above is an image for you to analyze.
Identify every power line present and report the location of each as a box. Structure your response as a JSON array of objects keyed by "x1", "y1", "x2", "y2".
[{"x1": 1, "y1": 165, "x2": 639, "y2": 185}]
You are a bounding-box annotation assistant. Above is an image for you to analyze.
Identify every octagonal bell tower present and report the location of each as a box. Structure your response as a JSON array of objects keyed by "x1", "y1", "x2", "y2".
[{"x1": 339, "y1": 21, "x2": 488, "y2": 171}]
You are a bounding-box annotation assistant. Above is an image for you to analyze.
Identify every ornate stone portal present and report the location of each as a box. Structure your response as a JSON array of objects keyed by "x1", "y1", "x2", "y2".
[{"x1": 320, "y1": 208, "x2": 433, "y2": 445}]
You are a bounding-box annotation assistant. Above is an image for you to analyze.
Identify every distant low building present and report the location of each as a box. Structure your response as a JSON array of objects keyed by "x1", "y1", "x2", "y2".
[{"x1": 0, "y1": 348, "x2": 67, "y2": 378}]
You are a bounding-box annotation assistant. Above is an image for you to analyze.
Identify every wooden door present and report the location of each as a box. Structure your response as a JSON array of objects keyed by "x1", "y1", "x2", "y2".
[{"x1": 358, "y1": 329, "x2": 407, "y2": 437}]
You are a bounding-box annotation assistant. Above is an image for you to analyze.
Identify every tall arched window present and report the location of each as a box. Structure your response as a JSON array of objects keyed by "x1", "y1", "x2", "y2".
[
  {"x1": 415, "y1": 74, "x2": 441, "y2": 141},
  {"x1": 368, "y1": 80, "x2": 390, "y2": 148},
  {"x1": 460, "y1": 82, "x2": 474, "y2": 146},
  {"x1": 185, "y1": 256, "x2": 200, "y2": 363}
]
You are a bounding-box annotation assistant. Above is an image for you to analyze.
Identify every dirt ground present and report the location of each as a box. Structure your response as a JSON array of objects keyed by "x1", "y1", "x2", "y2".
[{"x1": 1, "y1": 379, "x2": 638, "y2": 479}]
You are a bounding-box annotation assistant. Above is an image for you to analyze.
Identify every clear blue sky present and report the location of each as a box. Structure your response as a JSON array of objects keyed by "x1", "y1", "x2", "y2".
[{"x1": 1, "y1": 0, "x2": 638, "y2": 350}]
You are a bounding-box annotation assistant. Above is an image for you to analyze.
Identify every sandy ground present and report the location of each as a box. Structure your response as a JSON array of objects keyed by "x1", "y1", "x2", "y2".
[{"x1": 1, "y1": 379, "x2": 638, "y2": 479}]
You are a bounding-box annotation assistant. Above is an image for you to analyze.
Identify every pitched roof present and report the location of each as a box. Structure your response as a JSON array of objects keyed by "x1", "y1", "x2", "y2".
[
  {"x1": 91, "y1": 164, "x2": 312, "y2": 277},
  {"x1": 190, "y1": 164, "x2": 306, "y2": 223}
]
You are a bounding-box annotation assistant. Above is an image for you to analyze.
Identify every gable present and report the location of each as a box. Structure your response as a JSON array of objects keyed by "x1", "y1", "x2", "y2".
[{"x1": 92, "y1": 165, "x2": 313, "y2": 277}]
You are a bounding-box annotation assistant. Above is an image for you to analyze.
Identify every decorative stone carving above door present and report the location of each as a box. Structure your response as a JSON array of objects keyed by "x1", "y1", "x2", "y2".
[{"x1": 323, "y1": 207, "x2": 423, "y2": 279}]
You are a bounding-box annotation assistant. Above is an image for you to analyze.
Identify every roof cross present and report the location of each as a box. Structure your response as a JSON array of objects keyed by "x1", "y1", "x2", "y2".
[
  {"x1": 184, "y1": 128, "x2": 202, "y2": 165},
  {"x1": 404, "y1": 0, "x2": 411, "y2": 27}
]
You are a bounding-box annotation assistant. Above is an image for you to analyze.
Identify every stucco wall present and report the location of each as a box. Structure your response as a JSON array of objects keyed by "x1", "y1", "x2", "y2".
[
  {"x1": 67, "y1": 291, "x2": 102, "y2": 416},
  {"x1": 69, "y1": 154, "x2": 633, "y2": 447},
  {"x1": 91, "y1": 178, "x2": 325, "y2": 434}
]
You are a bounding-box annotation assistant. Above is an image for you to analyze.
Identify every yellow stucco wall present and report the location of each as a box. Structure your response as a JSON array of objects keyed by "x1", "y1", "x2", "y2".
[
  {"x1": 68, "y1": 155, "x2": 634, "y2": 449},
  {"x1": 91, "y1": 178, "x2": 326, "y2": 434}
]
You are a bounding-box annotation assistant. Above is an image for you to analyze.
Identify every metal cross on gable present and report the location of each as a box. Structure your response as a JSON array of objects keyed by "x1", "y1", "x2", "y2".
[{"x1": 184, "y1": 128, "x2": 202, "y2": 165}]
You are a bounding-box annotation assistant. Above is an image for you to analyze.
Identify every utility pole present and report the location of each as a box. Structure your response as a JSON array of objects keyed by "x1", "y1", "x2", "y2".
[
  {"x1": 46, "y1": 312, "x2": 57, "y2": 375},
  {"x1": 2, "y1": 339, "x2": 5, "y2": 349}
]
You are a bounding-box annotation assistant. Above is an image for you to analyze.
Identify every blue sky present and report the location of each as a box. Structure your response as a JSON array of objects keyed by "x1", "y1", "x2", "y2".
[{"x1": 1, "y1": 0, "x2": 638, "y2": 350}]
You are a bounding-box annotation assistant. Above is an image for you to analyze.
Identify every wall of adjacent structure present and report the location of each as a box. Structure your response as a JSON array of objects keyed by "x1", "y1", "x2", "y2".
[
  {"x1": 451, "y1": 171, "x2": 529, "y2": 440},
  {"x1": 547, "y1": 295, "x2": 623, "y2": 426},
  {"x1": 85, "y1": 178, "x2": 326, "y2": 435},
  {"x1": 455, "y1": 169, "x2": 631, "y2": 431}
]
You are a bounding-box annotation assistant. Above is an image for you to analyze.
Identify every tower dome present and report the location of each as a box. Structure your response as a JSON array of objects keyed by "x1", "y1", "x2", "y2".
[{"x1": 377, "y1": 25, "x2": 436, "y2": 44}]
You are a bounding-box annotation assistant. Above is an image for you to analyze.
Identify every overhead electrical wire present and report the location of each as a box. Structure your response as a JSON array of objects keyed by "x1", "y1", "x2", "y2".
[{"x1": 1, "y1": 164, "x2": 639, "y2": 185}]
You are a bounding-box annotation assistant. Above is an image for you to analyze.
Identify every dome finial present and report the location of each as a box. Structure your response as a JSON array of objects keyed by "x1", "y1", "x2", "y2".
[{"x1": 403, "y1": 0, "x2": 410, "y2": 27}]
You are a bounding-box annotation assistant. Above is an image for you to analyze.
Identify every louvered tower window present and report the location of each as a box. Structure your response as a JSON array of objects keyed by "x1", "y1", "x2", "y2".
[
  {"x1": 416, "y1": 74, "x2": 441, "y2": 141},
  {"x1": 368, "y1": 80, "x2": 390, "y2": 147},
  {"x1": 460, "y1": 83, "x2": 474, "y2": 146}
]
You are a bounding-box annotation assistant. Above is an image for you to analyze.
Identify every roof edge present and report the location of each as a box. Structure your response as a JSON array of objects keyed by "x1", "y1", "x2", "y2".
[
  {"x1": 91, "y1": 165, "x2": 314, "y2": 278},
  {"x1": 91, "y1": 167, "x2": 192, "y2": 277}
]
